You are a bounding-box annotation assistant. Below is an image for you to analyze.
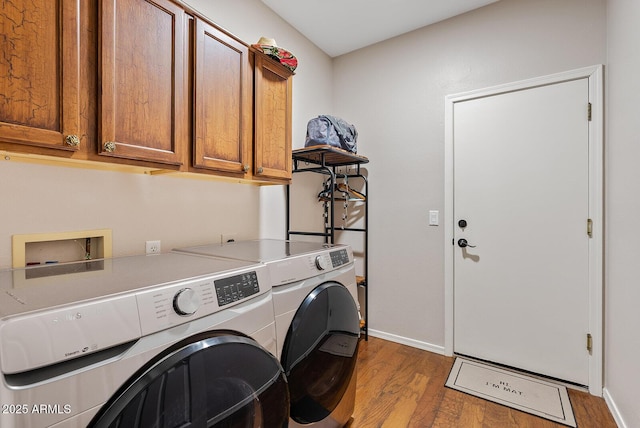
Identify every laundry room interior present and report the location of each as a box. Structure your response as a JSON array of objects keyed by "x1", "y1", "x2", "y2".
[{"x1": 1, "y1": 0, "x2": 638, "y2": 427}]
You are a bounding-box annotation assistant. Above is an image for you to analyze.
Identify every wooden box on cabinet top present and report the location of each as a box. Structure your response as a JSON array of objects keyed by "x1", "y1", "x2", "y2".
[{"x1": 0, "y1": 0, "x2": 81, "y2": 151}]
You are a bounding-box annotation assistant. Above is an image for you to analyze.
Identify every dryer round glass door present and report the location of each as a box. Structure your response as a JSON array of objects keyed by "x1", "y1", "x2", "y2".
[
  {"x1": 281, "y1": 282, "x2": 360, "y2": 424},
  {"x1": 89, "y1": 332, "x2": 289, "y2": 428}
]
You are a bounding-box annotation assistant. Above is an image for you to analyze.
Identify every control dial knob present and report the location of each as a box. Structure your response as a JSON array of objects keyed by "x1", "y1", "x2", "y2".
[
  {"x1": 315, "y1": 255, "x2": 330, "y2": 271},
  {"x1": 173, "y1": 288, "x2": 200, "y2": 316}
]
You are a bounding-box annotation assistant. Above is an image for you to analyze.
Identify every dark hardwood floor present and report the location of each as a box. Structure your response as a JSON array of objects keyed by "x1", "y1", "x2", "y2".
[{"x1": 348, "y1": 336, "x2": 617, "y2": 428}]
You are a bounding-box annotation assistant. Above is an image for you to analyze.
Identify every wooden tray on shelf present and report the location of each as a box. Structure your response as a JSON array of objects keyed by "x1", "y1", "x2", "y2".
[{"x1": 292, "y1": 145, "x2": 369, "y2": 167}]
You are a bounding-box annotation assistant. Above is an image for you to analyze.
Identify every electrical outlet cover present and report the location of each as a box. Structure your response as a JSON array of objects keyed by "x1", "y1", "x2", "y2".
[{"x1": 145, "y1": 240, "x2": 161, "y2": 254}]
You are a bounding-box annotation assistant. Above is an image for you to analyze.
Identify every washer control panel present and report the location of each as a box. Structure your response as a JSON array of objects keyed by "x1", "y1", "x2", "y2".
[
  {"x1": 137, "y1": 267, "x2": 267, "y2": 335},
  {"x1": 330, "y1": 249, "x2": 350, "y2": 268},
  {"x1": 313, "y1": 249, "x2": 351, "y2": 271},
  {"x1": 270, "y1": 246, "x2": 354, "y2": 285},
  {"x1": 214, "y1": 271, "x2": 260, "y2": 307}
]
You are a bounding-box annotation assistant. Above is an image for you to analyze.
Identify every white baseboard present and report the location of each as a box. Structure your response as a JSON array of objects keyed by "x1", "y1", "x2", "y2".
[
  {"x1": 367, "y1": 329, "x2": 445, "y2": 355},
  {"x1": 603, "y1": 387, "x2": 626, "y2": 428}
]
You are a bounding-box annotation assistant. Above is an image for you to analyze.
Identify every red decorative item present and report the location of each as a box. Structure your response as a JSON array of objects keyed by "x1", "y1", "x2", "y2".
[{"x1": 252, "y1": 37, "x2": 298, "y2": 72}]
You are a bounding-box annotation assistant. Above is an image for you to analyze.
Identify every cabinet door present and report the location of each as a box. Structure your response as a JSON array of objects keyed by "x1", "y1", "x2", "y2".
[
  {"x1": 0, "y1": 0, "x2": 81, "y2": 151},
  {"x1": 193, "y1": 19, "x2": 252, "y2": 175},
  {"x1": 100, "y1": 0, "x2": 186, "y2": 165},
  {"x1": 254, "y1": 55, "x2": 292, "y2": 181}
]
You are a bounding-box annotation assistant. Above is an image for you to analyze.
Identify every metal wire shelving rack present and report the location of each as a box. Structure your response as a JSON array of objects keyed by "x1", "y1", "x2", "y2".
[{"x1": 286, "y1": 145, "x2": 369, "y2": 339}]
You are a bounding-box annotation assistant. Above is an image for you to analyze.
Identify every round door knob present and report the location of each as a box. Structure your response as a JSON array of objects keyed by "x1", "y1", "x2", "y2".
[
  {"x1": 315, "y1": 255, "x2": 330, "y2": 270},
  {"x1": 65, "y1": 134, "x2": 80, "y2": 147},
  {"x1": 256, "y1": 166, "x2": 264, "y2": 174},
  {"x1": 103, "y1": 141, "x2": 117, "y2": 153},
  {"x1": 173, "y1": 288, "x2": 200, "y2": 316},
  {"x1": 243, "y1": 164, "x2": 250, "y2": 172}
]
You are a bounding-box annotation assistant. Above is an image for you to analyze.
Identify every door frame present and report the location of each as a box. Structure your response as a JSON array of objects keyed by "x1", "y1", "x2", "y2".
[{"x1": 443, "y1": 65, "x2": 604, "y2": 395}]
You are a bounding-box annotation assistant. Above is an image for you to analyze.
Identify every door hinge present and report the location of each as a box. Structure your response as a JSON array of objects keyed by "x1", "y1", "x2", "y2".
[
  {"x1": 587, "y1": 333, "x2": 593, "y2": 353},
  {"x1": 587, "y1": 103, "x2": 592, "y2": 121},
  {"x1": 587, "y1": 218, "x2": 593, "y2": 238}
]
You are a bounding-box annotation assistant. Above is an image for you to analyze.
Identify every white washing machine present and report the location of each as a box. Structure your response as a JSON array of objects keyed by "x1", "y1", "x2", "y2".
[
  {"x1": 0, "y1": 252, "x2": 289, "y2": 428},
  {"x1": 174, "y1": 239, "x2": 360, "y2": 428}
]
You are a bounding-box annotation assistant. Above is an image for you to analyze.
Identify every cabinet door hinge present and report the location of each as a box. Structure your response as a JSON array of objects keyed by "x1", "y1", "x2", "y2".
[
  {"x1": 587, "y1": 218, "x2": 593, "y2": 238},
  {"x1": 587, "y1": 103, "x2": 592, "y2": 121},
  {"x1": 587, "y1": 333, "x2": 593, "y2": 353}
]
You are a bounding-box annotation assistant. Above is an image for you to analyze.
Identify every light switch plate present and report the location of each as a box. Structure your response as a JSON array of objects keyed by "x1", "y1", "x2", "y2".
[{"x1": 429, "y1": 210, "x2": 439, "y2": 226}]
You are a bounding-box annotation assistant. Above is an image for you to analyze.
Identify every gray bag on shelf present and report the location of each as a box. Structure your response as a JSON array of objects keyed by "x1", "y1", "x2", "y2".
[{"x1": 305, "y1": 115, "x2": 358, "y2": 153}]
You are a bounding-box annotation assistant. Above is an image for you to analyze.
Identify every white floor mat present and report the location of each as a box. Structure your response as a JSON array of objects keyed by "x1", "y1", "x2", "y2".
[{"x1": 445, "y1": 357, "x2": 576, "y2": 427}]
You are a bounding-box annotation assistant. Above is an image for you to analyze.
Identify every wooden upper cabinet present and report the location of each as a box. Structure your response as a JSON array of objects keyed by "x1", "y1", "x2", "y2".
[
  {"x1": 193, "y1": 19, "x2": 251, "y2": 175},
  {"x1": 253, "y1": 54, "x2": 293, "y2": 181},
  {"x1": 0, "y1": 0, "x2": 81, "y2": 151},
  {"x1": 99, "y1": 0, "x2": 187, "y2": 165},
  {"x1": 1, "y1": 0, "x2": 295, "y2": 183}
]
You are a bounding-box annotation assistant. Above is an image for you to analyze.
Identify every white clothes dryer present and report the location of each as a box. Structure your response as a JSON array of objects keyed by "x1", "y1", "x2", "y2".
[
  {"x1": 0, "y1": 253, "x2": 289, "y2": 428},
  {"x1": 174, "y1": 239, "x2": 360, "y2": 428}
]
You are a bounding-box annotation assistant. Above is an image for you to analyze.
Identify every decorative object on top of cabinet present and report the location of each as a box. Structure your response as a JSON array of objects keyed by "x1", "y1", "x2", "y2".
[
  {"x1": 252, "y1": 47, "x2": 294, "y2": 182},
  {"x1": 251, "y1": 37, "x2": 298, "y2": 72},
  {"x1": 0, "y1": 0, "x2": 80, "y2": 151},
  {"x1": 192, "y1": 19, "x2": 252, "y2": 176},
  {"x1": 286, "y1": 145, "x2": 369, "y2": 338},
  {"x1": 99, "y1": 0, "x2": 188, "y2": 166}
]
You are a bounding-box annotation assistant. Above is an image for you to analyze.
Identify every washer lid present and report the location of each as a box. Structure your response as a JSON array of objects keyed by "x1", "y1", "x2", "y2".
[
  {"x1": 175, "y1": 238, "x2": 341, "y2": 262},
  {"x1": 0, "y1": 253, "x2": 262, "y2": 318}
]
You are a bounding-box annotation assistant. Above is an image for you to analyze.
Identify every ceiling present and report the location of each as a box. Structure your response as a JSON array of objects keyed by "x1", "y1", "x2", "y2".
[{"x1": 260, "y1": 0, "x2": 500, "y2": 57}]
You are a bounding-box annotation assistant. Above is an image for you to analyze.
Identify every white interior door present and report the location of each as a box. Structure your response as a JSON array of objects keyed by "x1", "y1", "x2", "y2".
[{"x1": 452, "y1": 78, "x2": 590, "y2": 386}]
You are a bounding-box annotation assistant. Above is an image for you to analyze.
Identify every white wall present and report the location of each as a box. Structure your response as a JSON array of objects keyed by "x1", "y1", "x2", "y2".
[
  {"x1": 333, "y1": 0, "x2": 606, "y2": 350},
  {"x1": 0, "y1": 160, "x2": 260, "y2": 268},
  {"x1": 604, "y1": 1, "x2": 640, "y2": 426},
  {"x1": 0, "y1": 0, "x2": 333, "y2": 269}
]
